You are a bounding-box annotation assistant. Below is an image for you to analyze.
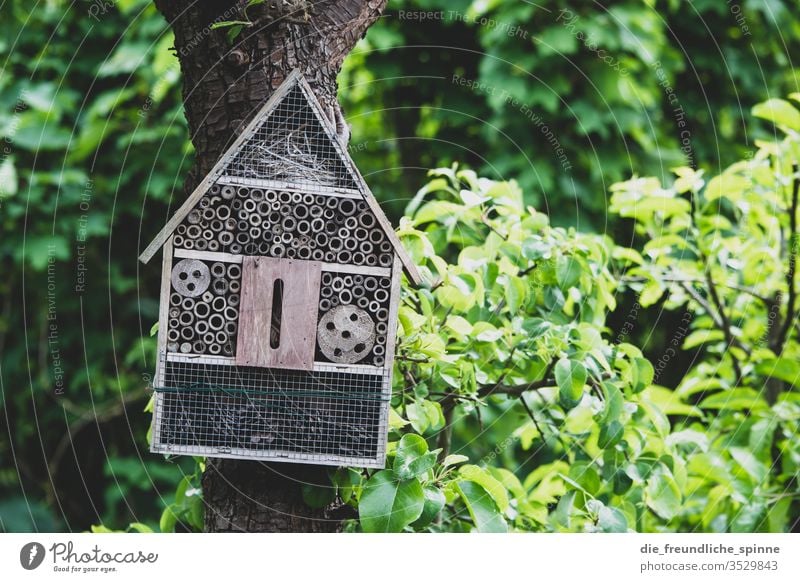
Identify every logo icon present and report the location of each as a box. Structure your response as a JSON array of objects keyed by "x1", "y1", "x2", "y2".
[{"x1": 20, "y1": 542, "x2": 46, "y2": 570}]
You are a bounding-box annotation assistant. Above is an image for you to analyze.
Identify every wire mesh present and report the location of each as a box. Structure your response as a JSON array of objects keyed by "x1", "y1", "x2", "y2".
[
  {"x1": 224, "y1": 85, "x2": 358, "y2": 191},
  {"x1": 152, "y1": 357, "x2": 390, "y2": 466}
]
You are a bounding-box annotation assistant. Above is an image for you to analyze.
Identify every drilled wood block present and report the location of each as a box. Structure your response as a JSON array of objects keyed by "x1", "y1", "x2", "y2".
[{"x1": 236, "y1": 256, "x2": 321, "y2": 370}]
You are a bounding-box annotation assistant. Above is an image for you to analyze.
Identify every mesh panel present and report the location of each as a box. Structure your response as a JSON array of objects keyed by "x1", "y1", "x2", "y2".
[
  {"x1": 224, "y1": 85, "x2": 358, "y2": 190},
  {"x1": 152, "y1": 359, "x2": 390, "y2": 465}
]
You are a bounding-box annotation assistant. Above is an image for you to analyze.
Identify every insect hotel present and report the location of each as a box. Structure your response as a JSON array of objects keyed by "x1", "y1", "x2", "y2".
[{"x1": 139, "y1": 70, "x2": 421, "y2": 468}]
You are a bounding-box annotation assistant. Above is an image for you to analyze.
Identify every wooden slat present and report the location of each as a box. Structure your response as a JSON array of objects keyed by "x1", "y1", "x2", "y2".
[
  {"x1": 382, "y1": 254, "x2": 403, "y2": 372},
  {"x1": 236, "y1": 257, "x2": 321, "y2": 370},
  {"x1": 174, "y1": 249, "x2": 243, "y2": 264},
  {"x1": 216, "y1": 175, "x2": 362, "y2": 199},
  {"x1": 155, "y1": 236, "x2": 174, "y2": 387},
  {"x1": 320, "y1": 262, "x2": 390, "y2": 277}
]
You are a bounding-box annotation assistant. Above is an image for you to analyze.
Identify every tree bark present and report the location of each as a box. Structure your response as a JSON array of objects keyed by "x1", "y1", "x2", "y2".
[{"x1": 153, "y1": 0, "x2": 388, "y2": 532}]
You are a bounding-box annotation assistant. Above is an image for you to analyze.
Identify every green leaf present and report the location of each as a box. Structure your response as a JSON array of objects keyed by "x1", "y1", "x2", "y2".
[
  {"x1": 699, "y1": 389, "x2": 768, "y2": 411},
  {"x1": 454, "y1": 480, "x2": 508, "y2": 533},
  {"x1": 752, "y1": 98, "x2": 800, "y2": 131},
  {"x1": 443, "y1": 454, "x2": 469, "y2": 468},
  {"x1": 555, "y1": 358, "x2": 587, "y2": 409},
  {"x1": 393, "y1": 434, "x2": 437, "y2": 479},
  {"x1": 646, "y1": 465, "x2": 682, "y2": 520},
  {"x1": 459, "y1": 465, "x2": 509, "y2": 511},
  {"x1": 598, "y1": 420, "x2": 624, "y2": 449},
  {"x1": 359, "y1": 471, "x2": 425, "y2": 533},
  {"x1": 756, "y1": 357, "x2": 800, "y2": 386},
  {"x1": 556, "y1": 255, "x2": 582, "y2": 289},
  {"x1": 597, "y1": 504, "x2": 628, "y2": 533},
  {"x1": 0, "y1": 157, "x2": 17, "y2": 199},
  {"x1": 302, "y1": 483, "x2": 336, "y2": 508},
  {"x1": 159, "y1": 506, "x2": 177, "y2": 533},
  {"x1": 411, "y1": 485, "x2": 446, "y2": 528},
  {"x1": 631, "y1": 357, "x2": 654, "y2": 393}
]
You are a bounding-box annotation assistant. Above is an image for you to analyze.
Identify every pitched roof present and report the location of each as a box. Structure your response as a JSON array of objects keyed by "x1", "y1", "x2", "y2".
[{"x1": 139, "y1": 69, "x2": 421, "y2": 286}]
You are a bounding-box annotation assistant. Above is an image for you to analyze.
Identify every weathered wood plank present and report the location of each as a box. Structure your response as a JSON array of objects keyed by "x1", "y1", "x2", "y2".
[
  {"x1": 216, "y1": 175, "x2": 361, "y2": 199},
  {"x1": 236, "y1": 257, "x2": 321, "y2": 370}
]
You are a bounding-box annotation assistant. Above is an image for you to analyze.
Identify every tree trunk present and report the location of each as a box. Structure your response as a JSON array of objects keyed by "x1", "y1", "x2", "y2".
[{"x1": 153, "y1": 0, "x2": 388, "y2": 532}]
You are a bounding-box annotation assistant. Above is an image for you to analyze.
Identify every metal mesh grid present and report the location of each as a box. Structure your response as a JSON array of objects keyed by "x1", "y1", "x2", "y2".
[
  {"x1": 152, "y1": 358, "x2": 390, "y2": 466},
  {"x1": 172, "y1": 185, "x2": 394, "y2": 268},
  {"x1": 224, "y1": 85, "x2": 358, "y2": 191}
]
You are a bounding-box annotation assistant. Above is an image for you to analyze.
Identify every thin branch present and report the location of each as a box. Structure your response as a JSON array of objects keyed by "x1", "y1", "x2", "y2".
[
  {"x1": 776, "y1": 163, "x2": 800, "y2": 353},
  {"x1": 622, "y1": 275, "x2": 771, "y2": 306}
]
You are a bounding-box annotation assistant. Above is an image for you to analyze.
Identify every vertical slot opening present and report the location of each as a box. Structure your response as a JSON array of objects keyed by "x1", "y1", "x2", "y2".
[{"x1": 270, "y1": 279, "x2": 284, "y2": 349}]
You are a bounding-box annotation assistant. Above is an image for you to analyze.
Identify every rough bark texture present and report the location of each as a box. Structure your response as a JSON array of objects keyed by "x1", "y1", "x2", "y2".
[{"x1": 153, "y1": 0, "x2": 388, "y2": 532}]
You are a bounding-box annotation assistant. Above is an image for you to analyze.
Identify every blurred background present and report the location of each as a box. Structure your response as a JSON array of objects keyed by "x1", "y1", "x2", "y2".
[{"x1": 1, "y1": 0, "x2": 798, "y2": 531}]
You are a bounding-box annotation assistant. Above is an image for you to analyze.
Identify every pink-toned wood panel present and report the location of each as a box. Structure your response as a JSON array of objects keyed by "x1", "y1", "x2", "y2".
[{"x1": 236, "y1": 257, "x2": 321, "y2": 370}]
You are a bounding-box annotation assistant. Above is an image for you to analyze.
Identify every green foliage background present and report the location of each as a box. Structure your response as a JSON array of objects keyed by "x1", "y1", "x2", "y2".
[{"x1": 0, "y1": 0, "x2": 798, "y2": 532}]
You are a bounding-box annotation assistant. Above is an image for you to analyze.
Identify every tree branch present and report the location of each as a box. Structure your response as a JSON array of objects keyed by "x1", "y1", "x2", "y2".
[{"x1": 776, "y1": 163, "x2": 800, "y2": 353}]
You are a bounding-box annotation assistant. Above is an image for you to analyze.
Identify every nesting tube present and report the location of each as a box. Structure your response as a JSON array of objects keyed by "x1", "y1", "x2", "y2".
[
  {"x1": 194, "y1": 301, "x2": 211, "y2": 318},
  {"x1": 169, "y1": 306, "x2": 180, "y2": 319},
  {"x1": 352, "y1": 251, "x2": 365, "y2": 264},
  {"x1": 256, "y1": 201, "x2": 270, "y2": 216},
  {"x1": 379, "y1": 277, "x2": 391, "y2": 289},
  {"x1": 199, "y1": 197, "x2": 211, "y2": 209},
  {"x1": 251, "y1": 188, "x2": 265, "y2": 201},
  {"x1": 219, "y1": 231, "x2": 234, "y2": 246},
  {"x1": 353, "y1": 286, "x2": 365, "y2": 298},
  {"x1": 337, "y1": 250, "x2": 352, "y2": 263},
  {"x1": 167, "y1": 341, "x2": 179, "y2": 352},
  {"x1": 180, "y1": 342, "x2": 192, "y2": 354},
  {"x1": 282, "y1": 216, "x2": 296, "y2": 231},
  {"x1": 202, "y1": 207, "x2": 216, "y2": 222},
  {"x1": 281, "y1": 232, "x2": 293, "y2": 245},
  {"x1": 208, "y1": 314, "x2": 225, "y2": 331},
  {"x1": 312, "y1": 249, "x2": 325, "y2": 261},
  {"x1": 229, "y1": 243, "x2": 242, "y2": 254},
  {"x1": 325, "y1": 196, "x2": 338, "y2": 209},
  {"x1": 344, "y1": 237, "x2": 358, "y2": 251},
  {"x1": 224, "y1": 321, "x2": 237, "y2": 336},
  {"x1": 297, "y1": 247, "x2": 311, "y2": 260},
  {"x1": 319, "y1": 298, "x2": 332, "y2": 312},
  {"x1": 354, "y1": 227, "x2": 368, "y2": 241},
  {"x1": 329, "y1": 237, "x2": 343, "y2": 251},
  {"x1": 373, "y1": 355, "x2": 385, "y2": 367},
  {"x1": 208, "y1": 343, "x2": 222, "y2": 355},
  {"x1": 310, "y1": 204, "x2": 323, "y2": 218},
  {"x1": 212, "y1": 278, "x2": 229, "y2": 295},
  {"x1": 291, "y1": 192, "x2": 302, "y2": 204},
  {"x1": 293, "y1": 205, "x2": 309, "y2": 219},
  {"x1": 315, "y1": 232, "x2": 329, "y2": 248},
  {"x1": 173, "y1": 234, "x2": 185, "y2": 247},
  {"x1": 359, "y1": 241, "x2": 374, "y2": 255},
  {"x1": 320, "y1": 286, "x2": 333, "y2": 298},
  {"x1": 249, "y1": 227, "x2": 261, "y2": 240},
  {"x1": 248, "y1": 214, "x2": 262, "y2": 227},
  {"x1": 202, "y1": 229, "x2": 214, "y2": 241},
  {"x1": 258, "y1": 241, "x2": 271, "y2": 254},
  {"x1": 365, "y1": 254, "x2": 377, "y2": 266},
  {"x1": 202, "y1": 290, "x2": 214, "y2": 303},
  {"x1": 181, "y1": 297, "x2": 195, "y2": 311},
  {"x1": 210, "y1": 184, "x2": 221, "y2": 195},
  {"x1": 207, "y1": 240, "x2": 220, "y2": 252},
  {"x1": 339, "y1": 198, "x2": 357, "y2": 216},
  {"x1": 183, "y1": 239, "x2": 195, "y2": 250},
  {"x1": 376, "y1": 321, "x2": 388, "y2": 335},
  {"x1": 243, "y1": 199, "x2": 257, "y2": 213},
  {"x1": 168, "y1": 328, "x2": 180, "y2": 342},
  {"x1": 296, "y1": 220, "x2": 310, "y2": 235},
  {"x1": 187, "y1": 209, "x2": 201, "y2": 224},
  {"x1": 286, "y1": 248, "x2": 297, "y2": 258},
  {"x1": 235, "y1": 186, "x2": 248, "y2": 198},
  {"x1": 339, "y1": 289, "x2": 353, "y2": 304},
  {"x1": 221, "y1": 186, "x2": 236, "y2": 200},
  {"x1": 325, "y1": 251, "x2": 336, "y2": 262},
  {"x1": 331, "y1": 277, "x2": 344, "y2": 292},
  {"x1": 211, "y1": 296, "x2": 226, "y2": 312},
  {"x1": 180, "y1": 326, "x2": 194, "y2": 341},
  {"x1": 195, "y1": 320, "x2": 209, "y2": 335},
  {"x1": 271, "y1": 243, "x2": 286, "y2": 257},
  {"x1": 375, "y1": 288, "x2": 389, "y2": 302},
  {"x1": 231, "y1": 198, "x2": 243, "y2": 211},
  {"x1": 376, "y1": 307, "x2": 389, "y2": 321},
  {"x1": 228, "y1": 293, "x2": 240, "y2": 307},
  {"x1": 192, "y1": 340, "x2": 205, "y2": 354},
  {"x1": 359, "y1": 213, "x2": 376, "y2": 228},
  {"x1": 211, "y1": 262, "x2": 226, "y2": 278},
  {"x1": 222, "y1": 343, "x2": 234, "y2": 356},
  {"x1": 265, "y1": 189, "x2": 278, "y2": 201},
  {"x1": 364, "y1": 277, "x2": 378, "y2": 292},
  {"x1": 227, "y1": 264, "x2": 241, "y2": 279},
  {"x1": 279, "y1": 191, "x2": 291, "y2": 203},
  {"x1": 373, "y1": 344, "x2": 385, "y2": 357},
  {"x1": 379, "y1": 253, "x2": 393, "y2": 267},
  {"x1": 369, "y1": 229, "x2": 384, "y2": 244},
  {"x1": 186, "y1": 224, "x2": 201, "y2": 239},
  {"x1": 345, "y1": 216, "x2": 359, "y2": 230},
  {"x1": 176, "y1": 224, "x2": 187, "y2": 235},
  {"x1": 357, "y1": 296, "x2": 370, "y2": 309}
]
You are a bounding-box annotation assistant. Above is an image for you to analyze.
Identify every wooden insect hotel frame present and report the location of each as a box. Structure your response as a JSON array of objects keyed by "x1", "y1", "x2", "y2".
[{"x1": 139, "y1": 70, "x2": 421, "y2": 468}]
